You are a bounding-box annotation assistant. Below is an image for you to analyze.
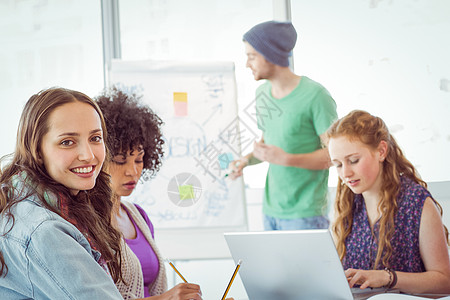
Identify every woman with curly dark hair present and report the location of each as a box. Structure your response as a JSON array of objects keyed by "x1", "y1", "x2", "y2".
[
  {"x1": 95, "y1": 87, "x2": 203, "y2": 300},
  {"x1": 327, "y1": 110, "x2": 450, "y2": 293}
]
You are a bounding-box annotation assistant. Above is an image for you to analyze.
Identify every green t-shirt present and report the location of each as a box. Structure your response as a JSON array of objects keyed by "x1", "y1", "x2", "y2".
[{"x1": 255, "y1": 76, "x2": 337, "y2": 219}]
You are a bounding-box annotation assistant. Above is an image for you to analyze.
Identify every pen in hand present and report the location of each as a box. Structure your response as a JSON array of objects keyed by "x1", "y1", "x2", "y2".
[
  {"x1": 224, "y1": 161, "x2": 243, "y2": 178},
  {"x1": 167, "y1": 259, "x2": 188, "y2": 283},
  {"x1": 221, "y1": 259, "x2": 242, "y2": 300}
]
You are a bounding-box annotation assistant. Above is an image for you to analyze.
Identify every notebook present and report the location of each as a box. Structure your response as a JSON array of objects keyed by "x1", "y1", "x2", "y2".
[{"x1": 224, "y1": 229, "x2": 387, "y2": 300}]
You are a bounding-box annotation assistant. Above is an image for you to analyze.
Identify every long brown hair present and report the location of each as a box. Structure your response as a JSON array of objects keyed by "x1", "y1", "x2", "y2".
[
  {"x1": 327, "y1": 110, "x2": 449, "y2": 269},
  {"x1": 0, "y1": 88, "x2": 122, "y2": 282}
]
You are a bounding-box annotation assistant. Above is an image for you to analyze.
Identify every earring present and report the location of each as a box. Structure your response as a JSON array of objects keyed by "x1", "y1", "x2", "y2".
[{"x1": 341, "y1": 181, "x2": 346, "y2": 186}]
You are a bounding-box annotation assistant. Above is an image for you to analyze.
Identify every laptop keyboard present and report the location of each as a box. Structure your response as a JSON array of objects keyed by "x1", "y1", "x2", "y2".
[{"x1": 351, "y1": 287, "x2": 396, "y2": 300}]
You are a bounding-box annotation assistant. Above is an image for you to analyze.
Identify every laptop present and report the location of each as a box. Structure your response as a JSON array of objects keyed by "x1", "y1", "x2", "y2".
[{"x1": 224, "y1": 229, "x2": 386, "y2": 300}]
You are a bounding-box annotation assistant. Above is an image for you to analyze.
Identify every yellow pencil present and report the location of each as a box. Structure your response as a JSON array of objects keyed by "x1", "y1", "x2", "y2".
[
  {"x1": 221, "y1": 259, "x2": 242, "y2": 300},
  {"x1": 167, "y1": 259, "x2": 188, "y2": 283}
]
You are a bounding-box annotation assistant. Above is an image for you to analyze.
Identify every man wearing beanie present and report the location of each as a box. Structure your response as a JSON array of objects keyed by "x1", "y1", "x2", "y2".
[{"x1": 230, "y1": 20, "x2": 337, "y2": 230}]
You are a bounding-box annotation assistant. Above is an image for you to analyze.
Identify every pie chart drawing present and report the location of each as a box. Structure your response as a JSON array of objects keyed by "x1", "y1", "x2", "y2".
[{"x1": 167, "y1": 172, "x2": 202, "y2": 207}]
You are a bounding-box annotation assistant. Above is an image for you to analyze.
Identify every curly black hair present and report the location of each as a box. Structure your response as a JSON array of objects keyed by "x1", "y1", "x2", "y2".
[{"x1": 95, "y1": 86, "x2": 165, "y2": 180}]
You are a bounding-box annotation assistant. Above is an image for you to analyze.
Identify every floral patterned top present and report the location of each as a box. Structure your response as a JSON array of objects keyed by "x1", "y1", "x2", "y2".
[{"x1": 343, "y1": 176, "x2": 431, "y2": 272}]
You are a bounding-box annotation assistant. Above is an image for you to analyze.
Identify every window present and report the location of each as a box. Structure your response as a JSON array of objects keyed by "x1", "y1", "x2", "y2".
[
  {"x1": 0, "y1": 0, "x2": 104, "y2": 157},
  {"x1": 291, "y1": 0, "x2": 450, "y2": 183}
]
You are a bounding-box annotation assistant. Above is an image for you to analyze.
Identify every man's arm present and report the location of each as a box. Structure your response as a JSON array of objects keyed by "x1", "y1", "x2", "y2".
[
  {"x1": 252, "y1": 133, "x2": 331, "y2": 170},
  {"x1": 283, "y1": 147, "x2": 330, "y2": 170}
]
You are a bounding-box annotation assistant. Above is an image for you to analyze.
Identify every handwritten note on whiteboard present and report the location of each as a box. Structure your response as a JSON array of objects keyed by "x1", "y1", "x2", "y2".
[{"x1": 109, "y1": 60, "x2": 248, "y2": 229}]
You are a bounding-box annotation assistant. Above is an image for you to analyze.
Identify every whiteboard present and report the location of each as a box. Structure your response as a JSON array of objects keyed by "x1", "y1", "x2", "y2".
[{"x1": 109, "y1": 60, "x2": 248, "y2": 234}]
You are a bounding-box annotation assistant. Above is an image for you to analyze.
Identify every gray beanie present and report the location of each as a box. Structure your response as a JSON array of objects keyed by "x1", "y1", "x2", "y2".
[{"x1": 243, "y1": 20, "x2": 297, "y2": 67}]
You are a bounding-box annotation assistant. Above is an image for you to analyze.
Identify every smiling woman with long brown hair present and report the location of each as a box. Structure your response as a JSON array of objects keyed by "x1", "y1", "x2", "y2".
[{"x1": 0, "y1": 87, "x2": 124, "y2": 299}]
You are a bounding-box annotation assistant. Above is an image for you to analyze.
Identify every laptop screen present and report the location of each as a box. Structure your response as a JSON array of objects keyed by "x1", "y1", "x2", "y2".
[{"x1": 224, "y1": 229, "x2": 354, "y2": 300}]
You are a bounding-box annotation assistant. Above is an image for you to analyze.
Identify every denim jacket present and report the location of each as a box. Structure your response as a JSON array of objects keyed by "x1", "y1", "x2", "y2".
[{"x1": 0, "y1": 192, "x2": 123, "y2": 299}]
